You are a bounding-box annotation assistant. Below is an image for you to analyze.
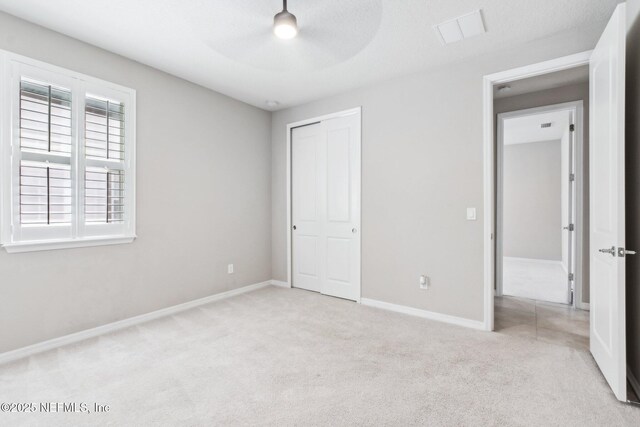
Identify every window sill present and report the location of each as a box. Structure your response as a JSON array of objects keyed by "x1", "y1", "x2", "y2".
[{"x1": 2, "y1": 235, "x2": 136, "y2": 253}]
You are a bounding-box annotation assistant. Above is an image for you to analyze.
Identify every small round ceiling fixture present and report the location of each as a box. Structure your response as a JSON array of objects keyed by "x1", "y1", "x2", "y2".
[
  {"x1": 265, "y1": 100, "x2": 280, "y2": 108},
  {"x1": 273, "y1": 0, "x2": 298, "y2": 39}
]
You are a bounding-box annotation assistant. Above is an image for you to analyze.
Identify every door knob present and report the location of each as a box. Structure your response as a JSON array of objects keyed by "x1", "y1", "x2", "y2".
[
  {"x1": 352, "y1": 228, "x2": 357, "y2": 233},
  {"x1": 618, "y1": 247, "x2": 637, "y2": 257},
  {"x1": 599, "y1": 246, "x2": 616, "y2": 256},
  {"x1": 292, "y1": 225, "x2": 297, "y2": 230}
]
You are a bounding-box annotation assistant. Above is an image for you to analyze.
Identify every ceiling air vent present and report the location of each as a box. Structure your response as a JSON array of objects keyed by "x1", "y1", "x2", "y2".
[
  {"x1": 541, "y1": 123, "x2": 552, "y2": 128},
  {"x1": 434, "y1": 10, "x2": 486, "y2": 44}
]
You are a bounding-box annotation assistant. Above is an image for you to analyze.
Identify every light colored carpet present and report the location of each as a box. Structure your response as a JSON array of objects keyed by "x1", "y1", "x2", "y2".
[
  {"x1": 0, "y1": 286, "x2": 638, "y2": 426},
  {"x1": 503, "y1": 257, "x2": 568, "y2": 304}
]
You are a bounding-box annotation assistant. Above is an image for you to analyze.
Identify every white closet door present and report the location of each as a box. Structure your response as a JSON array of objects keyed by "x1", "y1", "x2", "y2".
[
  {"x1": 322, "y1": 114, "x2": 360, "y2": 301},
  {"x1": 291, "y1": 123, "x2": 323, "y2": 293},
  {"x1": 291, "y1": 112, "x2": 361, "y2": 301}
]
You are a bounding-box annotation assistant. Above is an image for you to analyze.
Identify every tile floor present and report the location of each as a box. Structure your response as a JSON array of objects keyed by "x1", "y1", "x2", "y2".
[
  {"x1": 503, "y1": 257, "x2": 569, "y2": 304},
  {"x1": 495, "y1": 295, "x2": 589, "y2": 351}
]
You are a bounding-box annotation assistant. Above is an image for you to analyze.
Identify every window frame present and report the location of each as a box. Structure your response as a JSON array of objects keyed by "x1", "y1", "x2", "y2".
[{"x1": 0, "y1": 50, "x2": 136, "y2": 253}]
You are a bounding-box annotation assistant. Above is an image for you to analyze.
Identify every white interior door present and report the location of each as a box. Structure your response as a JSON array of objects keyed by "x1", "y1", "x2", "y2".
[
  {"x1": 589, "y1": 3, "x2": 627, "y2": 402},
  {"x1": 291, "y1": 112, "x2": 361, "y2": 301}
]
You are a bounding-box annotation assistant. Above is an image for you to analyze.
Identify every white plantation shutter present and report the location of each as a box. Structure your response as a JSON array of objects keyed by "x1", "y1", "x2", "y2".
[
  {"x1": 20, "y1": 79, "x2": 72, "y2": 155},
  {"x1": 20, "y1": 161, "x2": 72, "y2": 225},
  {"x1": 84, "y1": 96, "x2": 126, "y2": 225},
  {"x1": 0, "y1": 51, "x2": 136, "y2": 252},
  {"x1": 85, "y1": 168, "x2": 125, "y2": 223},
  {"x1": 84, "y1": 96, "x2": 125, "y2": 160},
  {"x1": 19, "y1": 79, "x2": 73, "y2": 227}
]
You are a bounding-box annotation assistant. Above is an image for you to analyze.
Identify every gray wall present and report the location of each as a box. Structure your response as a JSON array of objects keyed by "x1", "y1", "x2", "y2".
[
  {"x1": 503, "y1": 140, "x2": 562, "y2": 260},
  {"x1": 625, "y1": 0, "x2": 640, "y2": 393},
  {"x1": 0, "y1": 12, "x2": 272, "y2": 353},
  {"x1": 495, "y1": 82, "x2": 590, "y2": 304},
  {"x1": 272, "y1": 32, "x2": 599, "y2": 322}
]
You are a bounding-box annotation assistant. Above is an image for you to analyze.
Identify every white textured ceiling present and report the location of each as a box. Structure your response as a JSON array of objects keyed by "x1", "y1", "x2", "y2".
[
  {"x1": 0, "y1": 0, "x2": 619, "y2": 110},
  {"x1": 504, "y1": 110, "x2": 570, "y2": 145}
]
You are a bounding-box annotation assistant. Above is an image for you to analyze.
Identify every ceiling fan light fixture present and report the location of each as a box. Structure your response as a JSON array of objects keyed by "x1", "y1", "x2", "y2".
[{"x1": 274, "y1": 0, "x2": 298, "y2": 39}]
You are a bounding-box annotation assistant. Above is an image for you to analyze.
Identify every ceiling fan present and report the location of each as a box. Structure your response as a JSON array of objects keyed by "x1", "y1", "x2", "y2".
[
  {"x1": 198, "y1": 0, "x2": 382, "y2": 72},
  {"x1": 273, "y1": 0, "x2": 298, "y2": 39}
]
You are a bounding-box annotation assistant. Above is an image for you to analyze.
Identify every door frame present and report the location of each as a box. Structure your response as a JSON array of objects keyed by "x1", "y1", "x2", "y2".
[
  {"x1": 286, "y1": 107, "x2": 362, "y2": 302},
  {"x1": 482, "y1": 51, "x2": 592, "y2": 331},
  {"x1": 496, "y1": 101, "x2": 584, "y2": 309}
]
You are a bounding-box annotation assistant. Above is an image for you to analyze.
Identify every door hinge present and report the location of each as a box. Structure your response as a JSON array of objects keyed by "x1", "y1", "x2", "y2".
[
  {"x1": 569, "y1": 173, "x2": 575, "y2": 182},
  {"x1": 568, "y1": 273, "x2": 575, "y2": 281},
  {"x1": 570, "y1": 124, "x2": 575, "y2": 132}
]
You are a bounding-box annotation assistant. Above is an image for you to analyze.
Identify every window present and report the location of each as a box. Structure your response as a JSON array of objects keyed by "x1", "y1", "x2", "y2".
[{"x1": 0, "y1": 51, "x2": 136, "y2": 252}]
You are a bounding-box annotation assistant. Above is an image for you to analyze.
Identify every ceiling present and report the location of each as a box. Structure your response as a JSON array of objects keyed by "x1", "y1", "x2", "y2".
[
  {"x1": 503, "y1": 110, "x2": 570, "y2": 145},
  {"x1": 494, "y1": 65, "x2": 590, "y2": 99},
  {"x1": 0, "y1": 0, "x2": 619, "y2": 110}
]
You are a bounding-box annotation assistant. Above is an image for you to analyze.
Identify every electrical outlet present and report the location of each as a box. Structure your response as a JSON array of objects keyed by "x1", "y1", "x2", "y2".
[
  {"x1": 227, "y1": 264, "x2": 234, "y2": 274},
  {"x1": 420, "y1": 275, "x2": 429, "y2": 289}
]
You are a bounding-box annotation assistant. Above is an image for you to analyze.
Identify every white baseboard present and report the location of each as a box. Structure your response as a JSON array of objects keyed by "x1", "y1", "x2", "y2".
[
  {"x1": 360, "y1": 298, "x2": 486, "y2": 331},
  {"x1": 0, "y1": 280, "x2": 276, "y2": 365},
  {"x1": 577, "y1": 301, "x2": 590, "y2": 311},
  {"x1": 504, "y1": 256, "x2": 563, "y2": 266},
  {"x1": 628, "y1": 366, "x2": 640, "y2": 401},
  {"x1": 270, "y1": 280, "x2": 290, "y2": 288}
]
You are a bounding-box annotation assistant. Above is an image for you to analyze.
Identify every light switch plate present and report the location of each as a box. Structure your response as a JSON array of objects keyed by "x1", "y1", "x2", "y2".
[
  {"x1": 419, "y1": 275, "x2": 429, "y2": 290},
  {"x1": 466, "y1": 208, "x2": 477, "y2": 221}
]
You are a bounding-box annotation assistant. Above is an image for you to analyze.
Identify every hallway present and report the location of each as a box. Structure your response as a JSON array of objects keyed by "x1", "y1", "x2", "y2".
[{"x1": 495, "y1": 295, "x2": 589, "y2": 351}]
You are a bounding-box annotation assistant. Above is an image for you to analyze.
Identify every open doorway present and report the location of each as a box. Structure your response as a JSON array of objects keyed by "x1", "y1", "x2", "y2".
[
  {"x1": 482, "y1": 2, "x2": 630, "y2": 403},
  {"x1": 497, "y1": 101, "x2": 582, "y2": 307},
  {"x1": 491, "y1": 66, "x2": 590, "y2": 352}
]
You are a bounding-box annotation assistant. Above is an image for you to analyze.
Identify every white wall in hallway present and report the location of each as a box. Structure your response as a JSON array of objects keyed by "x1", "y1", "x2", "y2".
[{"x1": 503, "y1": 140, "x2": 562, "y2": 261}]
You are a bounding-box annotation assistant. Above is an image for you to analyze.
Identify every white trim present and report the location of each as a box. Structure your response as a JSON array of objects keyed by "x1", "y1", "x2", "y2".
[
  {"x1": 496, "y1": 102, "x2": 584, "y2": 304},
  {"x1": 503, "y1": 256, "x2": 565, "y2": 266},
  {"x1": 286, "y1": 107, "x2": 362, "y2": 129},
  {"x1": 486, "y1": 51, "x2": 593, "y2": 85},
  {"x1": 0, "y1": 48, "x2": 137, "y2": 251},
  {"x1": 577, "y1": 301, "x2": 590, "y2": 311},
  {"x1": 561, "y1": 262, "x2": 568, "y2": 275},
  {"x1": 286, "y1": 107, "x2": 362, "y2": 300},
  {"x1": 361, "y1": 298, "x2": 486, "y2": 331},
  {"x1": 1, "y1": 49, "x2": 135, "y2": 94},
  {"x1": 482, "y1": 51, "x2": 592, "y2": 331},
  {"x1": 2, "y1": 235, "x2": 136, "y2": 253},
  {"x1": 270, "y1": 280, "x2": 290, "y2": 288},
  {"x1": 628, "y1": 366, "x2": 640, "y2": 402},
  {"x1": 482, "y1": 68, "x2": 495, "y2": 332},
  {"x1": 0, "y1": 280, "x2": 276, "y2": 365}
]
